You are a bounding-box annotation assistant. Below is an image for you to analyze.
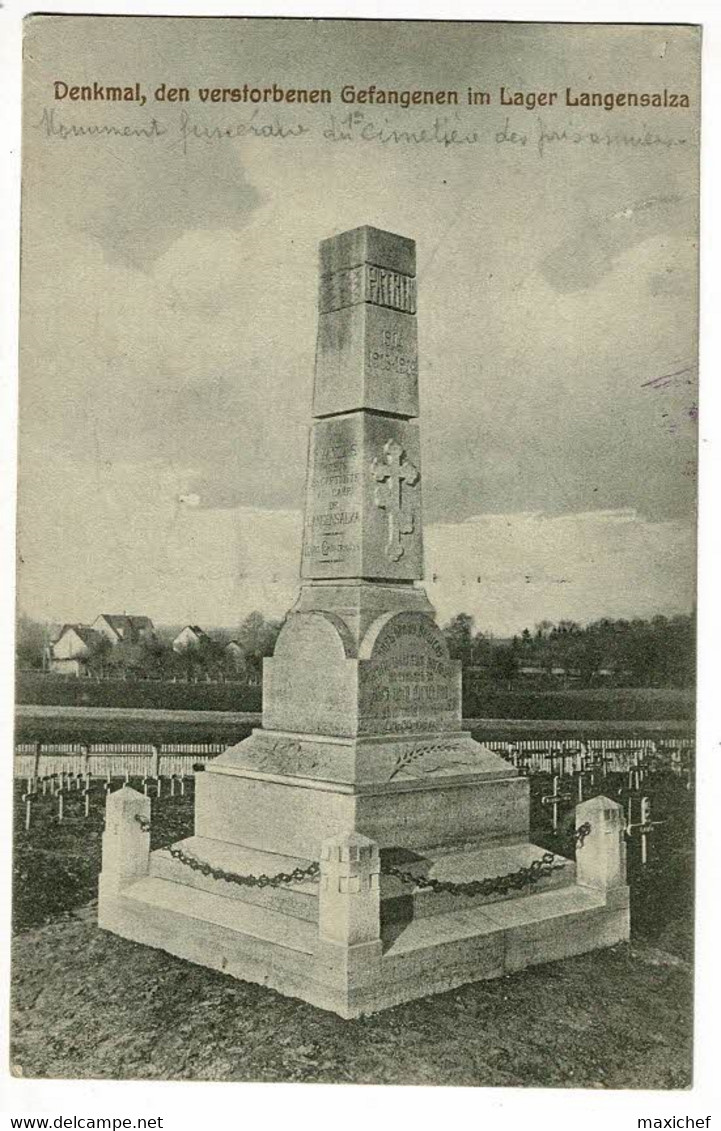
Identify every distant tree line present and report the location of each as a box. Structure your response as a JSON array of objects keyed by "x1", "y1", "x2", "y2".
[
  {"x1": 17, "y1": 609, "x2": 695, "y2": 690},
  {"x1": 441, "y1": 613, "x2": 695, "y2": 689}
]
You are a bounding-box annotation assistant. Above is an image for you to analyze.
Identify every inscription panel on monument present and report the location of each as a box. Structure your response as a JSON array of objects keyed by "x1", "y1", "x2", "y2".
[
  {"x1": 319, "y1": 264, "x2": 417, "y2": 315},
  {"x1": 358, "y1": 613, "x2": 461, "y2": 735},
  {"x1": 301, "y1": 415, "x2": 364, "y2": 579},
  {"x1": 365, "y1": 303, "x2": 418, "y2": 389},
  {"x1": 314, "y1": 303, "x2": 419, "y2": 419},
  {"x1": 301, "y1": 415, "x2": 423, "y2": 580}
]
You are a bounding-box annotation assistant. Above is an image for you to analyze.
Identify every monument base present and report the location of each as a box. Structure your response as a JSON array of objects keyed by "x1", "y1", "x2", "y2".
[
  {"x1": 193, "y1": 731, "x2": 530, "y2": 859},
  {"x1": 98, "y1": 789, "x2": 630, "y2": 1019}
]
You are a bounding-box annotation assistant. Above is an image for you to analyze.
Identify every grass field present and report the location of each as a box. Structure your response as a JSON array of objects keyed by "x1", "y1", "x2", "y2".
[
  {"x1": 15, "y1": 706, "x2": 258, "y2": 747},
  {"x1": 10, "y1": 770, "x2": 694, "y2": 1085},
  {"x1": 15, "y1": 704, "x2": 694, "y2": 748},
  {"x1": 17, "y1": 672, "x2": 262, "y2": 712},
  {"x1": 17, "y1": 672, "x2": 694, "y2": 721},
  {"x1": 465, "y1": 686, "x2": 694, "y2": 721}
]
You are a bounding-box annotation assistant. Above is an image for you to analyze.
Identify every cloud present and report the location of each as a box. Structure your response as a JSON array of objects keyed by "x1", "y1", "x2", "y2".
[
  {"x1": 421, "y1": 228, "x2": 698, "y2": 525},
  {"x1": 17, "y1": 448, "x2": 302, "y2": 627},
  {"x1": 26, "y1": 113, "x2": 261, "y2": 269},
  {"x1": 18, "y1": 41, "x2": 698, "y2": 629},
  {"x1": 539, "y1": 194, "x2": 690, "y2": 293},
  {"x1": 16, "y1": 450, "x2": 694, "y2": 636},
  {"x1": 425, "y1": 509, "x2": 694, "y2": 634},
  {"x1": 18, "y1": 203, "x2": 698, "y2": 608}
]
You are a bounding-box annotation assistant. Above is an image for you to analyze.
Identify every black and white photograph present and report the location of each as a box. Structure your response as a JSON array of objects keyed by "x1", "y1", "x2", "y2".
[{"x1": 3, "y1": 9, "x2": 712, "y2": 1100}]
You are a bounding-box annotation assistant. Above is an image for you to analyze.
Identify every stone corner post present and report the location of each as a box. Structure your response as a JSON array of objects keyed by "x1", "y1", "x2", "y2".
[
  {"x1": 318, "y1": 831, "x2": 381, "y2": 947},
  {"x1": 98, "y1": 786, "x2": 151, "y2": 908},
  {"x1": 575, "y1": 795, "x2": 628, "y2": 901}
]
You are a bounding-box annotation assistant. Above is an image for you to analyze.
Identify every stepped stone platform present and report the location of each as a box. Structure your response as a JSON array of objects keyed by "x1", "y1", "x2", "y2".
[
  {"x1": 98, "y1": 225, "x2": 630, "y2": 1017},
  {"x1": 99, "y1": 786, "x2": 629, "y2": 1018}
]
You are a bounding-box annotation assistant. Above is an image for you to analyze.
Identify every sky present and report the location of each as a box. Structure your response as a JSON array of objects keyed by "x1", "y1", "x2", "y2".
[{"x1": 17, "y1": 17, "x2": 700, "y2": 634}]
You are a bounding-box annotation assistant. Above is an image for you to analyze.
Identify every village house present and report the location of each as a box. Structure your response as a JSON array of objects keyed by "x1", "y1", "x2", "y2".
[
  {"x1": 172, "y1": 625, "x2": 210, "y2": 652},
  {"x1": 49, "y1": 613, "x2": 155, "y2": 675},
  {"x1": 92, "y1": 614, "x2": 155, "y2": 645},
  {"x1": 48, "y1": 623, "x2": 104, "y2": 676}
]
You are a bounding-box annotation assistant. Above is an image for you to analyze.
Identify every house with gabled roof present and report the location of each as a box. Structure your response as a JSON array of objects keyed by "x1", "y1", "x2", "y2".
[
  {"x1": 92, "y1": 614, "x2": 155, "y2": 645},
  {"x1": 49, "y1": 623, "x2": 104, "y2": 676},
  {"x1": 172, "y1": 625, "x2": 210, "y2": 652},
  {"x1": 47, "y1": 613, "x2": 155, "y2": 676}
]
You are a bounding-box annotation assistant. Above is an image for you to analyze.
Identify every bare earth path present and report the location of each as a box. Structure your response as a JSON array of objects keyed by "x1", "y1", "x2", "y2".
[{"x1": 11, "y1": 908, "x2": 691, "y2": 1088}]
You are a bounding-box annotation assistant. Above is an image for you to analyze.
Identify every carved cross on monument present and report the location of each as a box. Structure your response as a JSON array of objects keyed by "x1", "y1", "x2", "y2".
[{"x1": 371, "y1": 439, "x2": 420, "y2": 562}]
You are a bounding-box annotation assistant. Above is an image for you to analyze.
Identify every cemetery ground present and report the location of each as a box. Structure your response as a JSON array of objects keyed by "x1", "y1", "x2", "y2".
[{"x1": 11, "y1": 765, "x2": 694, "y2": 1087}]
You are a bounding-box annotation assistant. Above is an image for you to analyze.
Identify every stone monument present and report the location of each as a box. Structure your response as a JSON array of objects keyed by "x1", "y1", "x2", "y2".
[{"x1": 99, "y1": 226, "x2": 630, "y2": 1017}]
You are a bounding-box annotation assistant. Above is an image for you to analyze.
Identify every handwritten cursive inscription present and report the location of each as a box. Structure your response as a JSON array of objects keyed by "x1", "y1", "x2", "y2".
[{"x1": 37, "y1": 106, "x2": 697, "y2": 162}]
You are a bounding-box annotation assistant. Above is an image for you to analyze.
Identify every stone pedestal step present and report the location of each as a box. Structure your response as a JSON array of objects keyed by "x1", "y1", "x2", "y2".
[
  {"x1": 127, "y1": 875, "x2": 317, "y2": 955},
  {"x1": 100, "y1": 870, "x2": 628, "y2": 1018},
  {"x1": 381, "y1": 841, "x2": 575, "y2": 921},
  {"x1": 383, "y1": 883, "x2": 607, "y2": 956},
  {"x1": 149, "y1": 836, "x2": 575, "y2": 927},
  {"x1": 376, "y1": 885, "x2": 628, "y2": 1006},
  {"x1": 149, "y1": 838, "x2": 320, "y2": 921}
]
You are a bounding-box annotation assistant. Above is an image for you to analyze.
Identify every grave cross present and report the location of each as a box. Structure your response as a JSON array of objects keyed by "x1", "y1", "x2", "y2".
[
  {"x1": 544, "y1": 746, "x2": 573, "y2": 777},
  {"x1": 681, "y1": 761, "x2": 694, "y2": 792},
  {"x1": 22, "y1": 791, "x2": 33, "y2": 832},
  {"x1": 506, "y1": 744, "x2": 529, "y2": 774},
  {"x1": 142, "y1": 775, "x2": 161, "y2": 798},
  {"x1": 32, "y1": 742, "x2": 42, "y2": 781},
  {"x1": 543, "y1": 747, "x2": 560, "y2": 777},
  {"x1": 574, "y1": 769, "x2": 593, "y2": 803},
  {"x1": 627, "y1": 765, "x2": 645, "y2": 793},
  {"x1": 569, "y1": 747, "x2": 586, "y2": 775},
  {"x1": 170, "y1": 773, "x2": 186, "y2": 797},
  {"x1": 625, "y1": 795, "x2": 664, "y2": 866},
  {"x1": 592, "y1": 752, "x2": 614, "y2": 779},
  {"x1": 371, "y1": 439, "x2": 419, "y2": 562},
  {"x1": 56, "y1": 781, "x2": 91, "y2": 824},
  {"x1": 542, "y1": 775, "x2": 573, "y2": 832},
  {"x1": 557, "y1": 746, "x2": 575, "y2": 778}
]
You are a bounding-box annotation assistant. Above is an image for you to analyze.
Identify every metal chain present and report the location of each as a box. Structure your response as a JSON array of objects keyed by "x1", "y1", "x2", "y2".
[
  {"x1": 141, "y1": 823, "x2": 593, "y2": 898},
  {"x1": 381, "y1": 851, "x2": 561, "y2": 897},
  {"x1": 163, "y1": 843, "x2": 560, "y2": 898},
  {"x1": 166, "y1": 844, "x2": 320, "y2": 888},
  {"x1": 574, "y1": 821, "x2": 592, "y2": 848}
]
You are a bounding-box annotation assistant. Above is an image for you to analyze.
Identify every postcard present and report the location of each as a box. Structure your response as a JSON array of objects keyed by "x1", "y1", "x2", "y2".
[{"x1": 11, "y1": 15, "x2": 701, "y2": 1090}]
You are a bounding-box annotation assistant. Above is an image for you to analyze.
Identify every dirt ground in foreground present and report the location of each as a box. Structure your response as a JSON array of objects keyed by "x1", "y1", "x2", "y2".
[{"x1": 11, "y1": 909, "x2": 692, "y2": 1088}]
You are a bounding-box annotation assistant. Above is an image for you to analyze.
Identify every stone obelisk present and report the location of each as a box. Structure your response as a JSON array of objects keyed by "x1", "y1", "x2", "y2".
[
  {"x1": 195, "y1": 225, "x2": 519, "y2": 828},
  {"x1": 99, "y1": 227, "x2": 630, "y2": 1018}
]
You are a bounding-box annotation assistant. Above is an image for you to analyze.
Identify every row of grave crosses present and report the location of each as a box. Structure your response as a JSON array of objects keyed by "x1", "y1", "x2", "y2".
[
  {"x1": 494, "y1": 738, "x2": 694, "y2": 791},
  {"x1": 19, "y1": 740, "x2": 220, "y2": 781},
  {"x1": 23, "y1": 742, "x2": 164, "y2": 782},
  {"x1": 539, "y1": 771, "x2": 665, "y2": 853},
  {"x1": 495, "y1": 740, "x2": 687, "y2": 866},
  {"x1": 20, "y1": 767, "x2": 191, "y2": 833}
]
